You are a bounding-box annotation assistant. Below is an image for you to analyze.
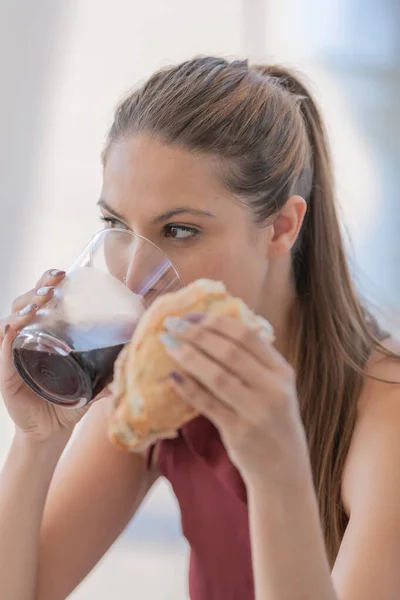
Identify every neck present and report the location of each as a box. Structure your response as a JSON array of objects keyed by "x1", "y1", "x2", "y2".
[{"x1": 255, "y1": 256, "x2": 298, "y2": 360}]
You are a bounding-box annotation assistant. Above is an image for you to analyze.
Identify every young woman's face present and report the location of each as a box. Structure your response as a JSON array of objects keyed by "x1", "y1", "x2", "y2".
[{"x1": 100, "y1": 135, "x2": 271, "y2": 309}]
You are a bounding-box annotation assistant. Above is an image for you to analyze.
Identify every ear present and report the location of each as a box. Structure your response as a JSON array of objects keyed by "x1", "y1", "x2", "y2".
[{"x1": 267, "y1": 195, "x2": 307, "y2": 259}]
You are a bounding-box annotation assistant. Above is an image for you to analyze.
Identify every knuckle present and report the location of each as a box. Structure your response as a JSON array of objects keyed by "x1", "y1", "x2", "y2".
[
  {"x1": 191, "y1": 326, "x2": 205, "y2": 343},
  {"x1": 36, "y1": 273, "x2": 48, "y2": 287},
  {"x1": 180, "y1": 345, "x2": 196, "y2": 363},
  {"x1": 239, "y1": 326, "x2": 256, "y2": 345},
  {"x1": 208, "y1": 313, "x2": 223, "y2": 330},
  {"x1": 11, "y1": 296, "x2": 25, "y2": 313},
  {"x1": 211, "y1": 368, "x2": 227, "y2": 390},
  {"x1": 224, "y1": 343, "x2": 240, "y2": 364},
  {"x1": 200, "y1": 392, "x2": 214, "y2": 412},
  {"x1": 38, "y1": 269, "x2": 55, "y2": 286}
]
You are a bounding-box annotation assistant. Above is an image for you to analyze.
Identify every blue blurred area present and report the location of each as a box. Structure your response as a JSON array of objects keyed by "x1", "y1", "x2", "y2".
[{"x1": 324, "y1": 0, "x2": 400, "y2": 307}]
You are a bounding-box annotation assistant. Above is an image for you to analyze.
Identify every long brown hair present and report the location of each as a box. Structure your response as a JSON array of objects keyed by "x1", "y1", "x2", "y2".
[{"x1": 104, "y1": 56, "x2": 397, "y2": 564}]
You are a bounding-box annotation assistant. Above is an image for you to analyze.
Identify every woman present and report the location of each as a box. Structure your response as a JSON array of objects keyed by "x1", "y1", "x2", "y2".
[{"x1": 1, "y1": 56, "x2": 399, "y2": 600}]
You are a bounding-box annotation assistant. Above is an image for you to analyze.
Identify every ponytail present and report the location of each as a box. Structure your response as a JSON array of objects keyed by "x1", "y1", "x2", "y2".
[{"x1": 254, "y1": 65, "x2": 390, "y2": 563}]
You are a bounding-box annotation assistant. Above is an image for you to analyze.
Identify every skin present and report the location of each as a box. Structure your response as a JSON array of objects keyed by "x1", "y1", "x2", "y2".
[
  {"x1": 99, "y1": 135, "x2": 305, "y2": 356},
  {"x1": 1, "y1": 133, "x2": 400, "y2": 599}
]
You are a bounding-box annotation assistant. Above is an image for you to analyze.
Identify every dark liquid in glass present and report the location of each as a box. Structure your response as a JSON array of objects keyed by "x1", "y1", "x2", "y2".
[{"x1": 12, "y1": 322, "x2": 134, "y2": 405}]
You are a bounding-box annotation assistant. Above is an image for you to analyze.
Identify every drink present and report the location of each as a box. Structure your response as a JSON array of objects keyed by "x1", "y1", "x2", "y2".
[
  {"x1": 12, "y1": 228, "x2": 183, "y2": 407},
  {"x1": 12, "y1": 321, "x2": 135, "y2": 407},
  {"x1": 13, "y1": 345, "x2": 124, "y2": 405}
]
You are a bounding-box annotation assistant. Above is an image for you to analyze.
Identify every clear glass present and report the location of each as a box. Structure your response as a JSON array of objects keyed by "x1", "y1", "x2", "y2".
[{"x1": 12, "y1": 229, "x2": 183, "y2": 408}]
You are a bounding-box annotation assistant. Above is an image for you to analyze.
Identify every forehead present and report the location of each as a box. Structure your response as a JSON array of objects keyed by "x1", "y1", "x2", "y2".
[{"x1": 101, "y1": 135, "x2": 233, "y2": 216}]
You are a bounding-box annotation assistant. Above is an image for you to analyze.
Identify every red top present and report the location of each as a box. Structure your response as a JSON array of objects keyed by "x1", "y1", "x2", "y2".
[{"x1": 150, "y1": 416, "x2": 255, "y2": 599}]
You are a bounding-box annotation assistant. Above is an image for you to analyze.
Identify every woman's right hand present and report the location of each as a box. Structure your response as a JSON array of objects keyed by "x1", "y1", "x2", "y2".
[{"x1": 0, "y1": 269, "x2": 92, "y2": 443}]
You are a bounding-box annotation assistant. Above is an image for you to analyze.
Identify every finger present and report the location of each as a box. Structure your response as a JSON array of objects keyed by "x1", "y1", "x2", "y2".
[
  {"x1": 11, "y1": 289, "x2": 40, "y2": 313},
  {"x1": 1, "y1": 303, "x2": 39, "y2": 343},
  {"x1": 0, "y1": 289, "x2": 51, "y2": 348},
  {"x1": 11, "y1": 269, "x2": 65, "y2": 313},
  {"x1": 164, "y1": 318, "x2": 265, "y2": 388},
  {"x1": 16, "y1": 286, "x2": 56, "y2": 315},
  {"x1": 168, "y1": 370, "x2": 236, "y2": 428},
  {"x1": 186, "y1": 313, "x2": 287, "y2": 373},
  {"x1": 160, "y1": 332, "x2": 248, "y2": 414},
  {"x1": 0, "y1": 323, "x2": 22, "y2": 385},
  {"x1": 35, "y1": 268, "x2": 66, "y2": 289}
]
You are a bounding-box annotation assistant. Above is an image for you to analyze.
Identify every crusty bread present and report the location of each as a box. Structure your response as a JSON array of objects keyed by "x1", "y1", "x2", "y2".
[{"x1": 108, "y1": 279, "x2": 274, "y2": 452}]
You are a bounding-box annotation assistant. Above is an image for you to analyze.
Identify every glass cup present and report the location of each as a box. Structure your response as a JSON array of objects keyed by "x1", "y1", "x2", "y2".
[{"x1": 12, "y1": 228, "x2": 183, "y2": 408}]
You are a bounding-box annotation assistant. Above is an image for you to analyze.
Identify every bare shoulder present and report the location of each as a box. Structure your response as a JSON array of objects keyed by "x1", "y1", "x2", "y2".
[
  {"x1": 358, "y1": 336, "x2": 400, "y2": 416},
  {"x1": 333, "y1": 337, "x2": 400, "y2": 599},
  {"x1": 341, "y1": 337, "x2": 400, "y2": 514}
]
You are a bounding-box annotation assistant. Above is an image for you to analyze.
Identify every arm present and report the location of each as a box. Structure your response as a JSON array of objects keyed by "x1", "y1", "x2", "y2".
[
  {"x1": 0, "y1": 430, "x2": 71, "y2": 600},
  {"x1": 247, "y1": 466, "x2": 336, "y2": 600},
  {"x1": 0, "y1": 398, "x2": 158, "y2": 600},
  {"x1": 331, "y1": 383, "x2": 400, "y2": 599},
  {"x1": 249, "y1": 379, "x2": 400, "y2": 600}
]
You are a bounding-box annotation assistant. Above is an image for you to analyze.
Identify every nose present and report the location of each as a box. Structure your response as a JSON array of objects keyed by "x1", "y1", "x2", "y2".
[
  {"x1": 124, "y1": 238, "x2": 182, "y2": 305},
  {"x1": 124, "y1": 238, "x2": 153, "y2": 291},
  {"x1": 104, "y1": 230, "x2": 181, "y2": 304}
]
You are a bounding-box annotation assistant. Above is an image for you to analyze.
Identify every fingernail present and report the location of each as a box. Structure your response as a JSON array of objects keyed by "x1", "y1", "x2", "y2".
[
  {"x1": 163, "y1": 316, "x2": 189, "y2": 333},
  {"x1": 19, "y1": 303, "x2": 36, "y2": 317},
  {"x1": 169, "y1": 371, "x2": 184, "y2": 383},
  {"x1": 184, "y1": 312, "x2": 205, "y2": 323},
  {"x1": 49, "y1": 269, "x2": 65, "y2": 277},
  {"x1": 159, "y1": 332, "x2": 182, "y2": 350},
  {"x1": 36, "y1": 285, "x2": 54, "y2": 296}
]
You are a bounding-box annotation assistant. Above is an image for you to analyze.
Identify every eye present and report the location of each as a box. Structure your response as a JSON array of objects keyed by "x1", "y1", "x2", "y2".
[
  {"x1": 163, "y1": 224, "x2": 200, "y2": 241},
  {"x1": 100, "y1": 216, "x2": 128, "y2": 230}
]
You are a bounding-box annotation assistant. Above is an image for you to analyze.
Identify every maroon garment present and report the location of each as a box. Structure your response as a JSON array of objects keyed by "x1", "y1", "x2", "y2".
[{"x1": 151, "y1": 416, "x2": 255, "y2": 599}]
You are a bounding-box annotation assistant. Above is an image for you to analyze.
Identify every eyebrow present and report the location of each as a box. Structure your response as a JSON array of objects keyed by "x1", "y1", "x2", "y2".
[
  {"x1": 97, "y1": 199, "x2": 216, "y2": 224},
  {"x1": 97, "y1": 199, "x2": 128, "y2": 223}
]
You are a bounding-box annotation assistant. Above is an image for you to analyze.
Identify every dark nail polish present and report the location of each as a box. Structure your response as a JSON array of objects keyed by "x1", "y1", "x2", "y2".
[
  {"x1": 184, "y1": 312, "x2": 205, "y2": 323},
  {"x1": 169, "y1": 371, "x2": 184, "y2": 383}
]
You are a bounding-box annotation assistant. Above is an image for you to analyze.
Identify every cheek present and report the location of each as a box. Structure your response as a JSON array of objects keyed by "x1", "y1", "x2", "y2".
[
  {"x1": 173, "y1": 244, "x2": 266, "y2": 309},
  {"x1": 221, "y1": 257, "x2": 266, "y2": 309}
]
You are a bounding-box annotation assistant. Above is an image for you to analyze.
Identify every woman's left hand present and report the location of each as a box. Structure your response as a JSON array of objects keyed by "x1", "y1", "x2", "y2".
[{"x1": 160, "y1": 312, "x2": 310, "y2": 490}]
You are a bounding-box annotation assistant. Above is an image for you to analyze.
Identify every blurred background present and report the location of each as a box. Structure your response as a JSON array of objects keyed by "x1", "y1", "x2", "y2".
[{"x1": 0, "y1": 0, "x2": 399, "y2": 597}]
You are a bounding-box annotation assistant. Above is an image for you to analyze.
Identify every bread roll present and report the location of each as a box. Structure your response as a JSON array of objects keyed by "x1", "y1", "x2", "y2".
[{"x1": 108, "y1": 279, "x2": 274, "y2": 452}]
